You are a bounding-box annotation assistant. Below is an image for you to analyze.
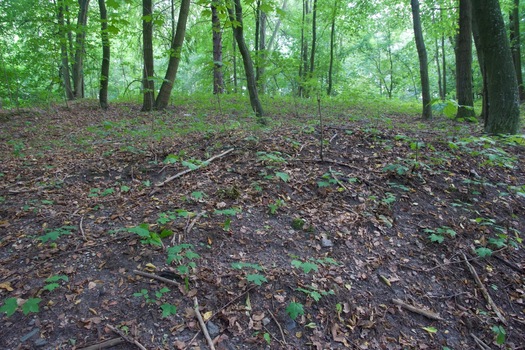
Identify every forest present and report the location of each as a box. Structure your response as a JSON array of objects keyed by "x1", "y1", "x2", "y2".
[{"x1": 0, "y1": 0, "x2": 525, "y2": 349}]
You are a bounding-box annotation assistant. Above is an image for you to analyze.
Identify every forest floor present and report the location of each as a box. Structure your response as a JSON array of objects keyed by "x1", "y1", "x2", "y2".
[{"x1": 0, "y1": 98, "x2": 524, "y2": 350}]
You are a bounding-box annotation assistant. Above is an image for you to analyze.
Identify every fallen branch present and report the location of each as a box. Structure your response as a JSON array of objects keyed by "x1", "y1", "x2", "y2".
[
  {"x1": 106, "y1": 325, "x2": 147, "y2": 350},
  {"x1": 471, "y1": 334, "x2": 491, "y2": 350},
  {"x1": 194, "y1": 297, "x2": 216, "y2": 350},
  {"x1": 329, "y1": 166, "x2": 349, "y2": 191},
  {"x1": 268, "y1": 309, "x2": 287, "y2": 344},
  {"x1": 133, "y1": 270, "x2": 181, "y2": 288},
  {"x1": 462, "y1": 252, "x2": 507, "y2": 325},
  {"x1": 392, "y1": 298, "x2": 445, "y2": 321},
  {"x1": 77, "y1": 337, "x2": 124, "y2": 350},
  {"x1": 152, "y1": 148, "x2": 235, "y2": 191}
]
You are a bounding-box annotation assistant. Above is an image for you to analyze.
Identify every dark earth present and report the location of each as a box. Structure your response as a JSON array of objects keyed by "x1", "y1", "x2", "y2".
[{"x1": 0, "y1": 99, "x2": 524, "y2": 349}]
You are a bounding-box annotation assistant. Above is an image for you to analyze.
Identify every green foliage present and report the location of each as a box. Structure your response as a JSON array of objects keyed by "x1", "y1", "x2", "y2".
[
  {"x1": 0, "y1": 298, "x2": 19, "y2": 317},
  {"x1": 383, "y1": 162, "x2": 409, "y2": 176},
  {"x1": 286, "y1": 302, "x2": 305, "y2": 320},
  {"x1": 133, "y1": 287, "x2": 170, "y2": 304},
  {"x1": 166, "y1": 243, "x2": 200, "y2": 289},
  {"x1": 291, "y1": 259, "x2": 318, "y2": 274},
  {"x1": 1, "y1": 297, "x2": 42, "y2": 317},
  {"x1": 256, "y1": 151, "x2": 288, "y2": 165},
  {"x1": 160, "y1": 303, "x2": 177, "y2": 318},
  {"x1": 491, "y1": 325, "x2": 506, "y2": 345},
  {"x1": 296, "y1": 286, "x2": 334, "y2": 302},
  {"x1": 274, "y1": 171, "x2": 290, "y2": 182},
  {"x1": 475, "y1": 247, "x2": 493, "y2": 258},
  {"x1": 157, "y1": 209, "x2": 191, "y2": 225},
  {"x1": 246, "y1": 274, "x2": 268, "y2": 286},
  {"x1": 231, "y1": 262, "x2": 267, "y2": 286},
  {"x1": 268, "y1": 199, "x2": 285, "y2": 215},
  {"x1": 423, "y1": 226, "x2": 457, "y2": 244},
  {"x1": 38, "y1": 225, "x2": 76, "y2": 243},
  {"x1": 291, "y1": 218, "x2": 305, "y2": 230},
  {"x1": 43, "y1": 274, "x2": 69, "y2": 292},
  {"x1": 128, "y1": 224, "x2": 162, "y2": 246}
]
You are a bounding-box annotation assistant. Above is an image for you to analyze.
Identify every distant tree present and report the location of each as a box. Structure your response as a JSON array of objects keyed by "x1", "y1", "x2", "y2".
[
  {"x1": 410, "y1": 0, "x2": 432, "y2": 119},
  {"x1": 228, "y1": 0, "x2": 265, "y2": 123},
  {"x1": 211, "y1": 2, "x2": 225, "y2": 94},
  {"x1": 455, "y1": 0, "x2": 475, "y2": 120},
  {"x1": 56, "y1": 0, "x2": 74, "y2": 100},
  {"x1": 472, "y1": 0, "x2": 520, "y2": 134},
  {"x1": 72, "y1": 0, "x2": 90, "y2": 99},
  {"x1": 98, "y1": 0, "x2": 110, "y2": 109},
  {"x1": 142, "y1": 0, "x2": 155, "y2": 111},
  {"x1": 155, "y1": 0, "x2": 191, "y2": 109},
  {"x1": 509, "y1": 0, "x2": 525, "y2": 101}
]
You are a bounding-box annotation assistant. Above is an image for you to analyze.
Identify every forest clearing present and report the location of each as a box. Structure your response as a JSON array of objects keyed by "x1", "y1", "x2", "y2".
[{"x1": 0, "y1": 96, "x2": 524, "y2": 349}]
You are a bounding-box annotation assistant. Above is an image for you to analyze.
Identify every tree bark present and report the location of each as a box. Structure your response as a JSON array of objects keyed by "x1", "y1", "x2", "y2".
[
  {"x1": 142, "y1": 0, "x2": 155, "y2": 111},
  {"x1": 471, "y1": 11, "x2": 488, "y2": 122},
  {"x1": 455, "y1": 0, "x2": 475, "y2": 120},
  {"x1": 309, "y1": 0, "x2": 317, "y2": 76},
  {"x1": 98, "y1": 0, "x2": 110, "y2": 109},
  {"x1": 327, "y1": 11, "x2": 335, "y2": 95},
  {"x1": 155, "y1": 0, "x2": 191, "y2": 109},
  {"x1": 211, "y1": 3, "x2": 225, "y2": 94},
  {"x1": 255, "y1": 6, "x2": 266, "y2": 94},
  {"x1": 72, "y1": 0, "x2": 90, "y2": 99},
  {"x1": 472, "y1": 0, "x2": 520, "y2": 134},
  {"x1": 56, "y1": 0, "x2": 74, "y2": 100},
  {"x1": 510, "y1": 0, "x2": 525, "y2": 101},
  {"x1": 410, "y1": 0, "x2": 432, "y2": 119},
  {"x1": 228, "y1": 0, "x2": 265, "y2": 123}
]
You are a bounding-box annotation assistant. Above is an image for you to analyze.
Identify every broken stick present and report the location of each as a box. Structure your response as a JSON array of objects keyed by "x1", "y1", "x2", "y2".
[
  {"x1": 194, "y1": 297, "x2": 216, "y2": 350},
  {"x1": 392, "y1": 298, "x2": 445, "y2": 321}
]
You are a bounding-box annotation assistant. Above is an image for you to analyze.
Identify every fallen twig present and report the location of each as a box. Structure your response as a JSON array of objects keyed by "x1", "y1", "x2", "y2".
[
  {"x1": 133, "y1": 270, "x2": 181, "y2": 288},
  {"x1": 392, "y1": 298, "x2": 445, "y2": 321},
  {"x1": 152, "y1": 148, "x2": 234, "y2": 191},
  {"x1": 194, "y1": 297, "x2": 216, "y2": 350},
  {"x1": 471, "y1": 334, "x2": 491, "y2": 350},
  {"x1": 106, "y1": 324, "x2": 147, "y2": 350},
  {"x1": 462, "y1": 252, "x2": 507, "y2": 325},
  {"x1": 329, "y1": 166, "x2": 349, "y2": 191},
  {"x1": 77, "y1": 337, "x2": 125, "y2": 350},
  {"x1": 268, "y1": 309, "x2": 287, "y2": 344},
  {"x1": 80, "y1": 216, "x2": 86, "y2": 241}
]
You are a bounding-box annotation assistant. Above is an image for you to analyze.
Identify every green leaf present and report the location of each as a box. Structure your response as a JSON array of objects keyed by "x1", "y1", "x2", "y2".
[
  {"x1": 492, "y1": 325, "x2": 506, "y2": 345},
  {"x1": 214, "y1": 208, "x2": 239, "y2": 216},
  {"x1": 475, "y1": 247, "x2": 493, "y2": 258},
  {"x1": 0, "y1": 298, "x2": 18, "y2": 317},
  {"x1": 163, "y1": 154, "x2": 179, "y2": 164},
  {"x1": 247, "y1": 274, "x2": 267, "y2": 286},
  {"x1": 160, "y1": 303, "x2": 177, "y2": 318},
  {"x1": 422, "y1": 326, "x2": 438, "y2": 334},
  {"x1": 21, "y1": 298, "x2": 41, "y2": 315},
  {"x1": 191, "y1": 191, "x2": 205, "y2": 200},
  {"x1": 128, "y1": 224, "x2": 151, "y2": 238},
  {"x1": 292, "y1": 260, "x2": 318, "y2": 274},
  {"x1": 182, "y1": 160, "x2": 199, "y2": 170},
  {"x1": 43, "y1": 283, "x2": 60, "y2": 292},
  {"x1": 263, "y1": 332, "x2": 271, "y2": 344},
  {"x1": 274, "y1": 172, "x2": 290, "y2": 182},
  {"x1": 45, "y1": 275, "x2": 69, "y2": 283},
  {"x1": 429, "y1": 234, "x2": 445, "y2": 243},
  {"x1": 285, "y1": 302, "x2": 304, "y2": 320}
]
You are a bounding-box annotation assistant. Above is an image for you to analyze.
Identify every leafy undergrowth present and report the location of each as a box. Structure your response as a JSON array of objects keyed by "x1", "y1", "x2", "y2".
[{"x1": 0, "y1": 99, "x2": 524, "y2": 350}]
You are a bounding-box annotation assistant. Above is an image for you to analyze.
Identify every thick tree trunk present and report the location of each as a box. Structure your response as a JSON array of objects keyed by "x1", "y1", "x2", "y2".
[
  {"x1": 510, "y1": 0, "x2": 525, "y2": 101},
  {"x1": 155, "y1": 0, "x2": 191, "y2": 109},
  {"x1": 57, "y1": 0, "x2": 74, "y2": 100},
  {"x1": 98, "y1": 0, "x2": 110, "y2": 109},
  {"x1": 472, "y1": 0, "x2": 520, "y2": 134},
  {"x1": 228, "y1": 0, "x2": 265, "y2": 123},
  {"x1": 211, "y1": 3, "x2": 225, "y2": 94},
  {"x1": 455, "y1": 0, "x2": 475, "y2": 120},
  {"x1": 410, "y1": 0, "x2": 432, "y2": 119},
  {"x1": 142, "y1": 0, "x2": 155, "y2": 111},
  {"x1": 72, "y1": 0, "x2": 90, "y2": 99}
]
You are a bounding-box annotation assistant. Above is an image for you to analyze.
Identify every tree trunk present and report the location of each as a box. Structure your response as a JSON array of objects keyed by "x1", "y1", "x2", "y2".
[
  {"x1": 472, "y1": 0, "x2": 520, "y2": 134},
  {"x1": 256, "y1": 9, "x2": 266, "y2": 94},
  {"x1": 410, "y1": 0, "x2": 432, "y2": 119},
  {"x1": 435, "y1": 39, "x2": 443, "y2": 100},
  {"x1": 510, "y1": 0, "x2": 525, "y2": 101},
  {"x1": 327, "y1": 11, "x2": 335, "y2": 95},
  {"x1": 309, "y1": 0, "x2": 317, "y2": 76},
  {"x1": 98, "y1": 0, "x2": 110, "y2": 109},
  {"x1": 211, "y1": 3, "x2": 225, "y2": 94},
  {"x1": 155, "y1": 0, "x2": 191, "y2": 109},
  {"x1": 455, "y1": 0, "x2": 475, "y2": 120},
  {"x1": 56, "y1": 0, "x2": 74, "y2": 100},
  {"x1": 72, "y1": 0, "x2": 90, "y2": 99},
  {"x1": 142, "y1": 0, "x2": 155, "y2": 111},
  {"x1": 232, "y1": 35, "x2": 237, "y2": 93},
  {"x1": 471, "y1": 11, "x2": 488, "y2": 122},
  {"x1": 228, "y1": 0, "x2": 265, "y2": 123},
  {"x1": 267, "y1": 0, "x2": 286, "y2": 52}
]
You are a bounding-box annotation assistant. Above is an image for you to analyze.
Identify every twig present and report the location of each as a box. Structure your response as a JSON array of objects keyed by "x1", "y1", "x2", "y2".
[
  {"x1": 213, "y1": 285, "x2": 256, "y2": 315},
  {"x1": 184, "y1": 211, "x2": 206, "y2": 236},
  {"x1": 153, "y1": 148, "x2": 235, "y2": 191},
  {"x1": 462, "y1": 252, "x2": 507, "y2": 325},
  {"x1": 392, "y1": 298, "x2": 445, "y2": 321},
  {"x1": 329, "y1": 132, "x2": 338, "y2": 143},
  {"x1": 79, "y1": 216, "x2": 86, "y2": 241},
  {"x1": 106, "y1": 325, "x2": 147, "y2": 350},
  {"x1": 133, "y1": 270, "x2": 181, "y2": 288},
  {"x1": 471, "y1": 334, "x2": 491, "y2": 350},
  {"x1": 268, "y1": 309, "x2": 287, "y2": 344},
  {"x1": 194, "y1": 297, "x2": 216, "y2": 350},
  {"x1": 77, "y1": 337, "x2": 125, "y2": 350},
  {"x1": 328, "y1": 166, "x2": 349, "y2": 191}
]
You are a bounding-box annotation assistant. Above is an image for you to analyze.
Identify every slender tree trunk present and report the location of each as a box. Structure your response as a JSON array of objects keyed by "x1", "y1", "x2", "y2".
[
  {"x1": 98, "y1": 0, "x2": 110, "y2": 109},
  {"x1": 327, "y1": 11, "x2": 335, "y2": 95},
  {"x1": 435, "y1": 40, "x2": 443, "y2": 99},
  {"x1": 309, "y1": 0, "x2": 317, "y2": 76},
  {"x1": 57, "y1": 0, "x2": 74, "y2": 100},
  {"x1": 142, "y1": 0, "x2": 155, "y2": 111},
  {"x1": 211, "y1": 3, "x2": 225, "y2": 94},
  {"x1": 155, "y1": 0, "x2": 191, "y2": 109},
  {"x1": 228, "y1": 0, "x2": 265, "y2": 123},
  {"x1": 510, "y1": 0, "x2": 525, "y2": 101},
  {"x1": 410, "y1": 0, "x2": 432, "y2": 119},
  {"x1": 455, "y1": 0, "x2": 475, "y2": 119},
  {"x1": 298, "y1": 0, "x2": 309, "y2": 97},
  {"x1": 232, "y1": 35, "x2": 237, "y2": 93},
  {"x1": 442, "y1": 35, "x2": 447, "y2": 97},
  {"x1": 72, "y1": 0, "x2": 90, "y2": 99},
  {"x1": 256, "y1": 10, "x2": 266, "y2": 93},
  {"x1": 472, "y1": 0, "x2": 520, "y2": 134},
  {"x1": 267, "y1": 0, "x2": 286, "y2": 52}
]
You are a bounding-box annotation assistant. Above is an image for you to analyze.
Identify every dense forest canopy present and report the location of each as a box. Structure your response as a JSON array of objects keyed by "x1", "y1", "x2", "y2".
[{"x1": 0, "y1": 0, "x2": 522, "y2": 131}]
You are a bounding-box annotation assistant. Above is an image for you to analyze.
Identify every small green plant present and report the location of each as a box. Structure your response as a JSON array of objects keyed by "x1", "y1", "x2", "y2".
[
  {"x1": 157, "y1": 209, "x2": 191, "y2": 225},
  {"x1": 38, "y1": 225, "x2": 76, "y2": 243},
  {"x1": 191, "y1": 191, "x2": 206, "y2": 200},
  {"x1": 381, "y1": 192, "x2": 396, "y2": 206},
  {"x1": 291, "y1": 259, "x2": 318, "y2": 274},
  {"x1": 160, "y1": 303, "x2": 177, "y2": 318},
  {"x1": 491, "y1": 325, "x2": 506, "y2": 345},
  {"x1": 88, "y1": 188, "x2": 101, "y2": 197},
  {"x1": 214, "y1": 207, "x2": 240, "y2": 232},
  {"x1": 231, "y1": 262, "x2": 267, "y2": 286},
  {"x1": 274, "y1": 171, "x2": 290, "y2": 182},
  {"x1": 256, "y1": 151, "x2": 288, "y2": 165},
  {"x1": 128, "y1": 223, "x2": 172, "y2": 246},
  {"x1": 383, "y1": 162, "x2": 410, "y2": 176},
  {"x1": 268, "y1": 199, "x2": 285, "y2": 215},
  {"x1": 286, "y1": 301, "x2": 305, "y2": 320},
  {"x1": 43, "y1": 274, "x2": 69, "y2": 292},
  {"x1": 296, "y1": 285, "x2": 334, "y2": 302},
  {"x1": 423, "y1": 226, "x2": 457, "y2": 244},
  {"x1": 263, "y1": 332, "x2": 271, "y2": 345},
  {"x1": 166, "y1": 243, "x2": 200, "y2": 290},
  {"x1": 133, "y1": 287, "x2": 170, "y2": 304},
  {"x1": 291, "y1": 218, "x2": 305, "y2": 230},
  {"x1": 0, "y1": 297, "x2": 41, "y2": 317},
  {"x1": 7, "y1": 140, "x2": 25, "y2": 157}
]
